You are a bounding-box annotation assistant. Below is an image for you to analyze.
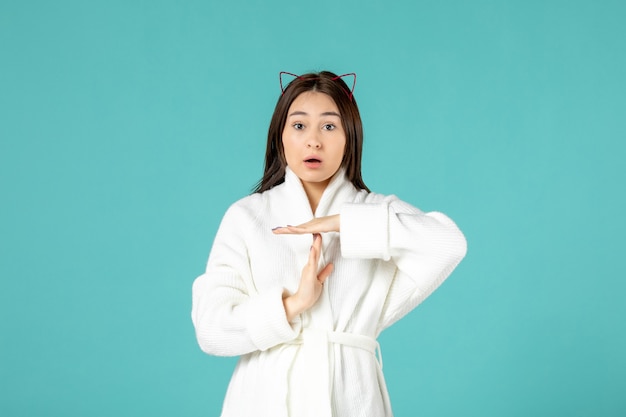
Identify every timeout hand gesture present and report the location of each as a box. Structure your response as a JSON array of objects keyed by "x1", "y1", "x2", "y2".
[
  {"x1": 277, "y1": 216, "x2": 339, "y2": 323},
  {"x1": 272, "y1": 214, "x2": 340, "y2": 235}
]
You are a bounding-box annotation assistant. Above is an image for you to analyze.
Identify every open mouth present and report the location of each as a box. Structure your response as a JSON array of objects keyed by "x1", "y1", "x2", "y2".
[{"x1": 304, "y1": 157, "x2": 322, "y2": 168}]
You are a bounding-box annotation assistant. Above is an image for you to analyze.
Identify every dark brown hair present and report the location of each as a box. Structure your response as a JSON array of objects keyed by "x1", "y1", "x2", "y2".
[{"x1": 253, "y1": 71, "x2": 369, "y2": 193}]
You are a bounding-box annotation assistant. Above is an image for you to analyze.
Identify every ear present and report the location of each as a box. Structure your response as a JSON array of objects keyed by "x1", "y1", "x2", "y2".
[
  {"x1": 279, "y1": 72, "x2": 300, "y2": 94},
  {"x1": 332, "y1": 73, "x2": 357, "y2": 99}
]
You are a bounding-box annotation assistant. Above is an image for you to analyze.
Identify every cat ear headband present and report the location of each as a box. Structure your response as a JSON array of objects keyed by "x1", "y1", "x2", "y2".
[{"x1": 279, "y1": 71, "x2": 357, "y2": 100}]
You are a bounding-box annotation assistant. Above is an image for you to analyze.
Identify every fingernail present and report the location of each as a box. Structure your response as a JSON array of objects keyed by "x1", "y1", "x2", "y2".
[{"x1": 271, "y1": 227, "x2": 280, "y2": 230}]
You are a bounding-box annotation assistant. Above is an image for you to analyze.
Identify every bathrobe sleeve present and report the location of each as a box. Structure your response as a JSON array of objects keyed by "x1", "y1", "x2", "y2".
[
  {"x1": 191, "y1": 202, "x2": 301, "y2": 357},
  {"x1": 340, "y1": 194, "x2": 467, "y2": 332}
]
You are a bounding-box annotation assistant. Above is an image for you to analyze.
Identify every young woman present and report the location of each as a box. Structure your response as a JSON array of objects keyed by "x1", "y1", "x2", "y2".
[{"x1": 191, "y1": 71, "x2": 467, "y2": 417}]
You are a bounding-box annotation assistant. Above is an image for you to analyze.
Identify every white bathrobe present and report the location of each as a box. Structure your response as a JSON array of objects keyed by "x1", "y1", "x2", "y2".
[{"x1": 191, "y1": 167, "x2": 467, "y2": 417}]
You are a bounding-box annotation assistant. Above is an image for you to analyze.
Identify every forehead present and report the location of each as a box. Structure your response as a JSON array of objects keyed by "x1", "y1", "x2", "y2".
[{"x1": 287, "y1": 91, "x2": 340, "y2": 115}]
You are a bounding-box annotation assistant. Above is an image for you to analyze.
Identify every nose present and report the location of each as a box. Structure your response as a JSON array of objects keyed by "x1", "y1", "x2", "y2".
[{"x1": 306, "y1": 131, "x2": 322, "y2": 149}]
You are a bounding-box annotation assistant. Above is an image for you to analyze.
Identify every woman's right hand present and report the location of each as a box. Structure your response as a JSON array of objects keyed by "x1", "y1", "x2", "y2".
[{"x1": 283, "y1": 233, "x2": 333, "y2": 322}]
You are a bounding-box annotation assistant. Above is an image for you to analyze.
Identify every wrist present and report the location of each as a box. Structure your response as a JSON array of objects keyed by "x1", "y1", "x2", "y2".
[
  {"x1": 283, "y1": 293, "x2": 306, "y2": 322},
  {"x1": 332, "y1": 214, "x2": 340, "y2": 232}
]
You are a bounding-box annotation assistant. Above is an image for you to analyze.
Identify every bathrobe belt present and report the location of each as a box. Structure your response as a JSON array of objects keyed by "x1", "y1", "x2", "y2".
[{"x1": 286, "y1": 328, "x2": 386, "y2": 417}]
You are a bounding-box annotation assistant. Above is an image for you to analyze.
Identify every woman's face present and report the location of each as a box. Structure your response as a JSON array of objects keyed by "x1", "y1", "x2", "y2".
[{"x1": 282, "y1": 91, "x2": 346, "y2": 191}]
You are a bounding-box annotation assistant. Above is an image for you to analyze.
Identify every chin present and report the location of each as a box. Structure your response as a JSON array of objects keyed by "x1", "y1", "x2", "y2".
[{"x1": 298, "y1": 171, "x2": 332, "y2": 184}]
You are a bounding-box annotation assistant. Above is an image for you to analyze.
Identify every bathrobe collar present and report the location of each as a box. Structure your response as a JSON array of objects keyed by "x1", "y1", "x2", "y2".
[{"x1": 278, "y1": 166, "x2": 359, "y2": 219}]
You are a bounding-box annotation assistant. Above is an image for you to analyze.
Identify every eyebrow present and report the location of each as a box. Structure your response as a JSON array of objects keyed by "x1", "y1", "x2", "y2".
[{"x1": 288, "y1": 111, "x2": 341, "y2": 118}]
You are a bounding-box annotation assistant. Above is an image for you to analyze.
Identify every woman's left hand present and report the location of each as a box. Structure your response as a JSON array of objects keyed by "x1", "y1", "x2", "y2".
[{"x1": 272, "y1": 214, "x2": 340, "y2": 235}]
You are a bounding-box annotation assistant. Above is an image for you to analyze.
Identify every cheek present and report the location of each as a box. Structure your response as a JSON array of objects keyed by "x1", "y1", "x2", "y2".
[
  {"x1": 281, "y1": 136, "x2": 290, "y2": 153},
  {"x1": 280, "y1": 132, "x2": 289, "y2": 149},
  {"x1": 335, "y1": 138, "x2": 347, "y2": 160},
  {"x1": 281, "y1": 136, "x2": 295, "y2": 163}
]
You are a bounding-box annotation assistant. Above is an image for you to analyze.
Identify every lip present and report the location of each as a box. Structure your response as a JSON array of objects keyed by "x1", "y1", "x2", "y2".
[
  {"x1": 304, "y1": 154, "x2": 323, "y2": 162},
  {"x1": 303, "y1": 155, "x2": 323, "y2": 168}
]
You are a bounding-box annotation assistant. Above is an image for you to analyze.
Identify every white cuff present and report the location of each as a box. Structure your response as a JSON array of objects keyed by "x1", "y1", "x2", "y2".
[
  {"x1": 340, "y1": 202, "x2": 390, "y2": 260},
  {"x1": 246, "y1": 287, "x2": 300, "y2": 351}
]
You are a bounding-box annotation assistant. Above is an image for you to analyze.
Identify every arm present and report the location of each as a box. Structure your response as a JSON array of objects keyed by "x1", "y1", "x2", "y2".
[
  {"x1": 282, "y1": 233, "x2": 334, "y2": 322},
  {"x1": 272, "y1": 196, "x2": 467, "y2": 330},
  {"x1": 191, "y1": 204, "x2": 301, "y2": 357},
  {"x1": 340, "y1": 196, "x2": 467, "y2": 331}
]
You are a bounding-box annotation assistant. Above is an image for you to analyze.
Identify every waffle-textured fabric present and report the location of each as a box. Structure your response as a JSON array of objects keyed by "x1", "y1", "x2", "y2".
[{"x1": 191, "y1": 167, "x2": 467, "y2": 417}]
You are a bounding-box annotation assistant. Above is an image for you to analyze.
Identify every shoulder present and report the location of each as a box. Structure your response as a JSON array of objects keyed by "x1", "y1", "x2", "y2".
[
  {"x1": 357, "y1": 189, "x2": 424, "y2": 215},
  {"x1": 358, "y1": 190, "x2": 391, "y2": 203},
  {"x1": 222, "y1": 192, "x2": 265, "y2": 223},
  {"x1": 211, "y1": 193, "x2": 266, "y2": 243},
  {"x1": 220, "y1": 184, "x2": 287, "y2": 224}
]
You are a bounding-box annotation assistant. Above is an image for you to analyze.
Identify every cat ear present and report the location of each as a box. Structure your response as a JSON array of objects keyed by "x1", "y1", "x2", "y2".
[
  {"x1": 279, "y1": 71, "x2": 357, "y2": 99},
  {"x1": 279, "y1": 72, "x2": 300, "y2": 94},
  {"x1": 332, "y1": 73, "x2": 357, "y2": 99}
]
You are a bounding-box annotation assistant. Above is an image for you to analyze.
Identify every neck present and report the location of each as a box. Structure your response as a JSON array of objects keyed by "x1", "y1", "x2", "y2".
[{"x1": 302, "y1": 180, "x2": 330, "y2": 214}]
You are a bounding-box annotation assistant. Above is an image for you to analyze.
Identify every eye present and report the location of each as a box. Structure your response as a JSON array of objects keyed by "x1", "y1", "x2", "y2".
[
  {"x1": 293, "y1": 123, "x2": 304, "y2": 130},
  {"x1": 322, "y1": 124, "x2": 336, "y2": 131}
]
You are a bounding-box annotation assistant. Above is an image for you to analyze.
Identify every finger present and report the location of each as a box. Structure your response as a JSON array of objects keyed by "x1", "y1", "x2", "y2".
[
  {"x1": 272, "y1": 225, "x2": 307, "y2": 235},
  {"x1": 272, "y1": 225, "x2": 297, "y2": 234},
  {"x1": 312, "y1": 233, "x2": 322, "y2": 251},
  {"x1": 272, "y1": 217, "x2": 333, "y2": 235},
  {"x1": 307, "y1": 234, "x2": 323, "y2": 267},
  {"x1": 298, "y1": 221, "x2": 324, "y2": 234},
  {"x1": 307, "y1": 239, "x2": 319, "y2": 266},
  {"x1": 317, "y1": 263, "x2": 334, "y2": 284}
]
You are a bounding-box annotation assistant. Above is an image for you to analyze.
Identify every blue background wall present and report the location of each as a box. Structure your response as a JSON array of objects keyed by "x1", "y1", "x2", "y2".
[{"x1": 1, "y1": 0, "x2": 624, "y2": 416}]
